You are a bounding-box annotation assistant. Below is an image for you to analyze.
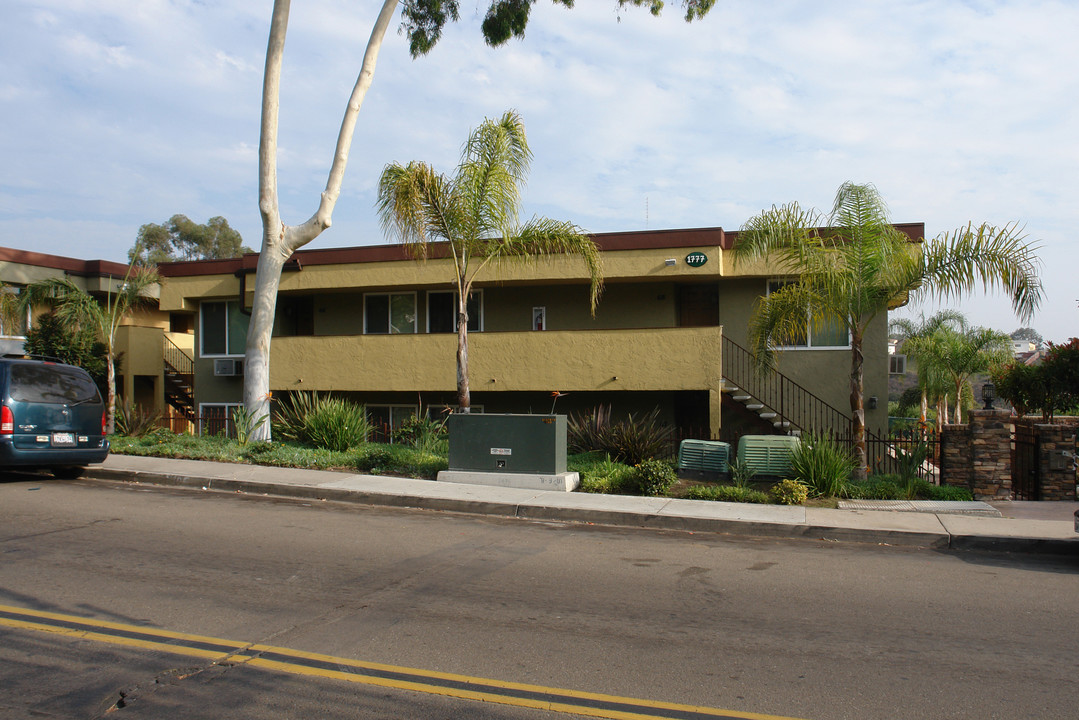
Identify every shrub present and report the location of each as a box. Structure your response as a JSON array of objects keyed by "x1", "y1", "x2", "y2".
[
  {"x1": 568, "y1": 405, "x2": 674, "y2": 466},
  {"x1": 231, "y1": 406, "x2": 268, "y2": 448},
  {"x1": 631, "y1": 458, "x2": 678, "y2": 496},
  {"x1": 770, "y1": 479, "x2": 809, "y2": 505},
  {"x1": 571, "y1": 453, "x2": 636, "y2": 494},
  {"x1": 847, "y1": 476, "x2": 903, "y2": 500},
  {"x1": 682, "y1": 485, "x2": 770, "y2": 504},
  {"x1": 114, "y1": 401, "x2": 161, "y2": 438},
  {"x1": 273, "y1": 391, "x2": 370, "y2": 452},
  {"x1": 392, "y1": 413, "x2": 449, "y2": 455},
  {"x1": 923, "y1": 484, "x2": 974, "y2": 501},
  {"x1": 728, "y1": 457, "x2": 757, "y2": 489},
  {"x1": 789, "y1": 432, "x2": 856, "y2": 497},
  {"x1": 356, "y1": 447, "x2": 396, "y2": 473}
]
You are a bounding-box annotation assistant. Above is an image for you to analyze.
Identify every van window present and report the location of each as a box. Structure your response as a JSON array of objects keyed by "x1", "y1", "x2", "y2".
[{"x1": 9, "y1": 365, "x2": 101, "y2": 405}]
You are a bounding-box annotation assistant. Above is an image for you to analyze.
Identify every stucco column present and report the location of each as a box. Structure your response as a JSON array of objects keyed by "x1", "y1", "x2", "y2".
[{"x1": 708, "y1": 387, "x2": 722, "y2": 440}]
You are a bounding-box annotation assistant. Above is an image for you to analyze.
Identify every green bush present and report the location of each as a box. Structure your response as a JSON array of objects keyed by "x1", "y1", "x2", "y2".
[
  {"x1": 922, "y1": 484, "x2": 974, "y2": 501},
  {"x1": 789, "y1": 432, "x2": 856, "y2": 497},
  {"x1": 728, "y1": 457, "x2": 757, "y2": 489},
  {"x1": 847, "y1": 476, "x2": 903, "y2": 500},
  {"x1": 356, "y1": 447, "x2": 396, "y2": 473},
  {"x1": 114, "y1": 400, "x2": 161, "y2": 438},
  {"x1": 570, "y1": 453, "x2": 636, "y2": 494},
  {"x1": 392, "y1": 413, "x2": 449, "y2": 455},
  {"x1": 770, "y1": 479, "x2": 809, "y2": 505},
  {"x1": 682, "y1": 484, "x2": 770, "y2": 504},
  {"x1": 631, "y1": 458, "x2": 678, "y2": 496},
  {"x1": 273, "y1": 392, "x2": 370, "y2": 452},
  {"x1": 567, "y1": 405, "x2": 674, "y2": 466}
]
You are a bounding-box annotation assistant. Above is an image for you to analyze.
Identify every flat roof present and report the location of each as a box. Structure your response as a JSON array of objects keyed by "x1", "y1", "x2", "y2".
[{"x1": 157, "y1": 223, "x2": 926, "y2": 278}]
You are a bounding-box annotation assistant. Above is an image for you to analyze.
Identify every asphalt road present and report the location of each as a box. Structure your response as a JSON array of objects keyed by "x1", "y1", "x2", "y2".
[{"x1": 1, "y1": 474, "x2": 1077, "y2": 720}]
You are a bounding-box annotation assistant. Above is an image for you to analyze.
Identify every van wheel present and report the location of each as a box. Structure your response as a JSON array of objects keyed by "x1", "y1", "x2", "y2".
[{"x1": 51, "y1": 466, "x2": 86, "y2": 480}]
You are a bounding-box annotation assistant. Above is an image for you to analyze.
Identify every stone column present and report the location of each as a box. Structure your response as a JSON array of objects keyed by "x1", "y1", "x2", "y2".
[
  {"x1": 967, "y1": 409, "x2": 1013, "y2": 500},
  {"x1": 1037, "y1": 423, "x2": 1078, "y2": 501}
]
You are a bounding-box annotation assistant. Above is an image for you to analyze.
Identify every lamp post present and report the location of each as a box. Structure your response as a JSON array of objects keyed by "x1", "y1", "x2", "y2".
[{"x1": 982, "y1": 381, "x2": 995, "y2": 410}]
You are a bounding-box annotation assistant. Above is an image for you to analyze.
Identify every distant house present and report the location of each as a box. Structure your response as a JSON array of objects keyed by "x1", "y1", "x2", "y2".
[{"x1": 156, "y1": 225, "x2": 919, "y2": 441}]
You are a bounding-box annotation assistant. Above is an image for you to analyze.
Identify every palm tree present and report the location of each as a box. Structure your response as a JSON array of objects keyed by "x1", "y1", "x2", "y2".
[
  {"x1": 890, "y1": 310, "x2": 965, "y2": 429},
  {"x1": 731, "y1": 182, "x2": 1042, "y2": 477},
  {"x1": 376, "y1": 110, "x2": 603, "y2": 411},
  {"x1": 920, "y1": 323, "x2": 1012, "y2": 425},
  {"x1": 20, "y1": 264, "x2": 158, "y2": 433}
]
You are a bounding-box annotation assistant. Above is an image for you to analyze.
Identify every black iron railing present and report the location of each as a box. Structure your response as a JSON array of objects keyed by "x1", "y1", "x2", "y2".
[{"x1": 721, "y1": 336, "x2": 852, "y2": 438}]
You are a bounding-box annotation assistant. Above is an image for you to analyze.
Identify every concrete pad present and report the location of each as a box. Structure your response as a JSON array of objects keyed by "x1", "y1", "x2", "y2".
[{"x1": 437, "y1": 470, "x2": 579, "y2": 492}]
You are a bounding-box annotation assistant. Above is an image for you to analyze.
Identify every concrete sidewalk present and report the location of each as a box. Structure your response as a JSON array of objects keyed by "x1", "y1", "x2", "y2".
[{"x1": 85, "y1": 454, "x2": 1079, "y2": 555}]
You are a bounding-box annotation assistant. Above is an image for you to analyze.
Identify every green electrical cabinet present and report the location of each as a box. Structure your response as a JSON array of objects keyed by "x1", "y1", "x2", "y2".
[
  {"x1": 447, "y1": 414, "x2": 567, "y2": 475},
  {"x1": 736, "y1": 434, "x2": 800, "y2": 476}
]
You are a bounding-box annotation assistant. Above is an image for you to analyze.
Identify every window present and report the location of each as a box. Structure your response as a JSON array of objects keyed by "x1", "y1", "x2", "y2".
[
  {"x1": 766, "y1": 280, "x2": 849, "y2": 349},
  {"x1": 427, "y1": 291, "x2": 482, "y2": 333},
  {"x1": 532, "y1": 307, "x2": 546, "y2": 331},
  {"x1": 367, "y1": 405, "x2": 418, "y2": 443},
  {"x1": 199, "y1": 403, "x2": 241, "y2": 437},
  {"x1": 889, "y1": 354, "x2": 907, "y2": 375},
  {"x1": 201, "y1": 301, "x2": 249, "y2": 357},
  {"x1": 365, "y1": 293, "x2": 417, "y2": 334}
]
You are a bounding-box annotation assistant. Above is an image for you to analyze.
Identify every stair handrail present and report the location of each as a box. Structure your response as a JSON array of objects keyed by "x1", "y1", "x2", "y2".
[
  {"x1": 163, "y1": 335, "x2": 194, "y2": 377},
  {"x1": 722, "y1": 335, "x2": 852, "y2": 437}
]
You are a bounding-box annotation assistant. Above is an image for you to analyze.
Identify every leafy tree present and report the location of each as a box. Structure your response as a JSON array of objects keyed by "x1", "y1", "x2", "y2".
[
  {"x1": 991, "y1": 361, "x2": 1046, "y2": 418},
  {"x1": 129, "y1": 215, "x2": 250, "y2": 265},
  {"x1": 992, "y1": 339, "x2": 1079, "y2": 420},
  {"x1": 23, "y1": 312, "x2": 111, "y2": 397},
  {"x1": 731, "y1": 182, "x2": 1042, "y2": 478},
  {"x1": 244, "y1": 0, "x2": 715, "y2": 440},
  {"x1": 20, "y1": 265, "x2": 158, "y2": 433},
  {"x1": 377, "y1": 110, "x2": 602, "y2": 411},
  {"x1": 1040, "y1": 338, "x2": 1079, "y2": 418}
]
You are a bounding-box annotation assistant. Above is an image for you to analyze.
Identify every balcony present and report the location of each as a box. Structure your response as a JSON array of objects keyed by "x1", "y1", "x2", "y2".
[{"x1": 269, "y1": 326, "x2": 723, "y2": 395}]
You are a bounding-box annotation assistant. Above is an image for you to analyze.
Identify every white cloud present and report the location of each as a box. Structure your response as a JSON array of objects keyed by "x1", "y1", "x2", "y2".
[{"x1": 0, "y1": 0, "x2": 1076, "y2": 339}]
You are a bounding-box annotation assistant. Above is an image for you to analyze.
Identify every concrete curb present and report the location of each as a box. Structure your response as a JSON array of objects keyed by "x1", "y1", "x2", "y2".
[{"x1": 83, "y1": 465, "x2": 1078, "y2": 556}]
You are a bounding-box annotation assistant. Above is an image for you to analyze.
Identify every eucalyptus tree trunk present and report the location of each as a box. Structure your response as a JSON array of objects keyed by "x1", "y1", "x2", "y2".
[{"x1": 246, "y1": 0, "x2": 397, "y2": 440}]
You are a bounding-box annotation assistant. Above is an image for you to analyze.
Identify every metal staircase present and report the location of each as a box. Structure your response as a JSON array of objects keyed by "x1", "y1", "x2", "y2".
[
  {"x1": 721, "y1": 336, "x2": 852, "y2": 437},
  {"x1": 163, "y1": 336, "x2": 195, "y2": 421}
]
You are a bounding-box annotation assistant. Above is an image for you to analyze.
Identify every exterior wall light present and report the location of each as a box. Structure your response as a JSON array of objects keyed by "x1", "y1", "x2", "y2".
[
  {"x1": 982, "y1": 381, "x2": 995, "y2": 410},
  {"x1": 665, "y1": 258, "x2": 677, "y2": 266}
]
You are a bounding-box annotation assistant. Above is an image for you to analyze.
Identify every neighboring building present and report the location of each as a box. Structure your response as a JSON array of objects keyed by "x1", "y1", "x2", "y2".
[
  {"x1": 157, "y1": 225, "x2": 915, "y2": 440},
  {"x1": 0, "y1": 246, "x2": 191, "y2": 417}
]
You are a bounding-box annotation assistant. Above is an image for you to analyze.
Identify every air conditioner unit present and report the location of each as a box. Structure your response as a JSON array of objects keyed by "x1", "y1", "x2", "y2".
[
  {"x1": 737, "y1": 435, "x2": 799, "y2": 477},
  {"x1": 213, "y1": 359, "x2": 243, "y2": 377},
  {"x1": 678, "y1": 439, "x2": 731, "y2": 473}
]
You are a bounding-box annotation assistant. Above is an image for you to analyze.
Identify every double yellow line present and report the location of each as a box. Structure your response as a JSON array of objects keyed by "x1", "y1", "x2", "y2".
[{"x1": 0, "y1": 603, "x2": 804, "y2": 720}]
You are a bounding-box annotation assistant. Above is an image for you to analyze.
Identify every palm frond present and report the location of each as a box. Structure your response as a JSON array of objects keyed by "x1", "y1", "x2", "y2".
[
  {"x1": 493, "y1": 217, "x2": 604, "y2": 314},
  {"x1": 919, "y1": 221, "x2": 1042, "y2": 322}
]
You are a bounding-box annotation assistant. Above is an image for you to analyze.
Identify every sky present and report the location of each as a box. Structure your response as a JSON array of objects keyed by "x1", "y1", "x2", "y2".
[{"x1": 2, "y1": 0, "x2": 1076, "y2": 343}]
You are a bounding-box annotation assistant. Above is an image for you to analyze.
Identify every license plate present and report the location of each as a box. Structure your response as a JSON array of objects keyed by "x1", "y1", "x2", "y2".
[{"x1": 51, "y1": 432, "x2": 76, "y2": 447}]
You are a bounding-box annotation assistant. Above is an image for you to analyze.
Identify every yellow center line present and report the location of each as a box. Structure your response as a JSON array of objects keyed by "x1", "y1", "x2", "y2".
[{"x1": 0, "y1": 603, "x2": 807, "y2": 720}]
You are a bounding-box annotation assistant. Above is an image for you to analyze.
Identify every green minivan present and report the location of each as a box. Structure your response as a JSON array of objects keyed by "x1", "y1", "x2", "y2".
[{"x1": 0, "y1": 355, "x2": 110, "y2": 478}]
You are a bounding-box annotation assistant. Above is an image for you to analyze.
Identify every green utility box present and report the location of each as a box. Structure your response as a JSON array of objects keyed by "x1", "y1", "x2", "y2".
[
  {"x1": 736, "y1": 434, "x2": 800, "y2": 476},
  {"x1": 678, "y1": 439, "x2": 731, "y2": 474},
  {"x1": 447, "y1": 414, "x2": 567, "y2": 475}
]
